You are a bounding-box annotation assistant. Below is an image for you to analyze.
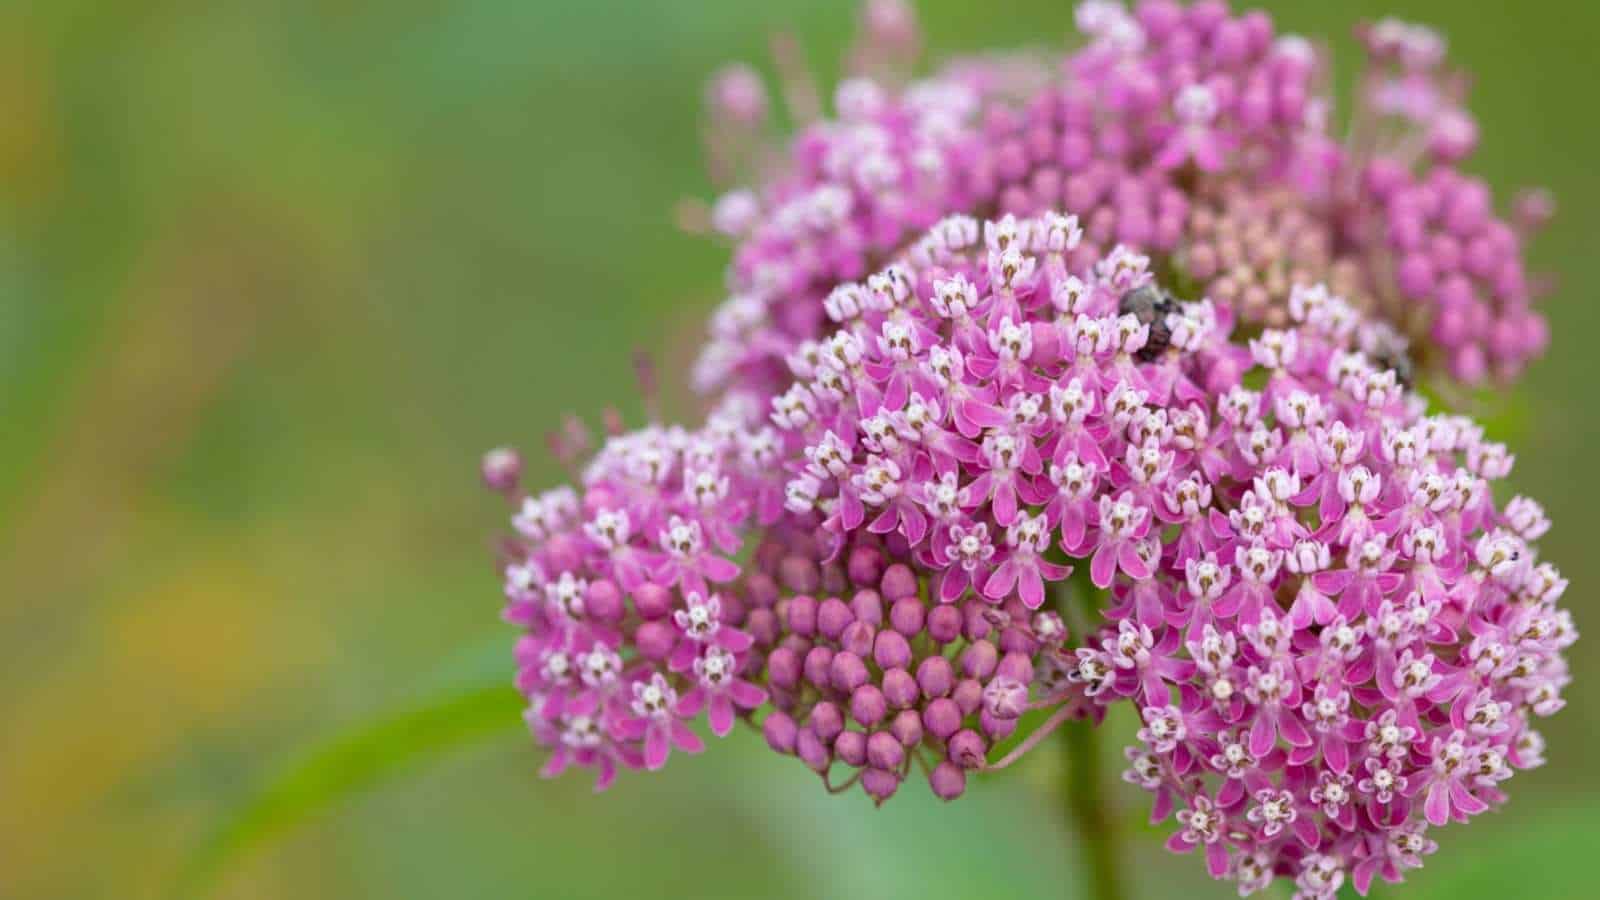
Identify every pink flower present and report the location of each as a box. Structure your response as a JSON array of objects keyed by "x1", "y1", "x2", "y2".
[
  {"x1": 618, "y1": 673, "x2": 704, "y2": 771},
  {"x1": 677, "y1": 646, "x2": 767, "y2": 737},
  {"x1": 983, "y1": 512, "x2": 1071, "y2": 608},
  {"x1": 1086, "y1": 492, "x2": 1153, "y2": 587},
  {"x1": 1168, "y1": 791, "x2": 1232, "y2": 878},
  {"x1": 1155, "y1": 84, "x2": 1232, "y2": 171},
  {"x1": 652, "y1": 516, "x2": 741, "y2": 595}
]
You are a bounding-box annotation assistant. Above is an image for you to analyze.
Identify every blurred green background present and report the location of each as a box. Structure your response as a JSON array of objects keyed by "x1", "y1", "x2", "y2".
[{"x1": 3, "y1": 1, "x2": 1596, "y2": 898}]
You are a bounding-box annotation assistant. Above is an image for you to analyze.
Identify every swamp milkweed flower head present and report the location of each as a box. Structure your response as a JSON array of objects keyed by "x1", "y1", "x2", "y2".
[
  {"x1": 485, "y1": 212, "x2": 1572, "y2": 896},
  {"x1": 692, "y1": 0, "x2": 1553, "y2": 410}
]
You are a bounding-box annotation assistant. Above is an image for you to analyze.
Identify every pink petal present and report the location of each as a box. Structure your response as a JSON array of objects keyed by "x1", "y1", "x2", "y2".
[
  {"x1": 1449, "y1": 780, "x2": 1488, "y2": 817},
  {"x1": 515, "y1": 666, "x2": 542, "y2": 695},
  {"x1": 1292, "y1": 816, "x2": 1320, "y2": 849},
  {"x1": 1249, "y1": 713, "x2": 1276, "y2": 757},
  {"x1": 1018, "y1": 565, "x2": 1045, "y2": 609},
  {"x1": 668, "y1": 640, "x2": 698, "y2": 672},
  {"x1": 1310, "y1": 590, "x2": 1337, "y2": 625},
  {"x1": 731, "y1": 680, "x2": 767, "y2": 709},
  {"x1": 1325, "y1": 736, "x2": 1349, "y2": 773},
  {"x1": 1212, "y1": 585, "x2": 1242, "y2": 618},
  {"x1": 994, "y1": 480, "x2": 1018, "y2": 525},
  {"x1": 618, "y1": 565, "x2": 649, "y2": 592},
  {"x1": 1204, "y1": 840, "x2": 1230, "y2": 878},
  {"x1": 1312, "y1": 570, "x2": 1354, "y2": 594},
  {"x1": 592, "y1": 756, "x2": 618, "y2": 792},
  {"x1": 675, "y1": 686, "x2": 707, "y2": 718},
  {"x1": 502, "y1": 601, "x2": 538, "y2": 626},
  {"x1": 1285, "y1": 592, "x2": 1314, "y2": 630},
  {"x1": 1424, "y1": 781, "x2": 1451, "y2": 826},
  {"x1": 1090, "y1": 542, "x2": 1118, "y2": 588},
  {"x1": 1118, "y1": 541, "x2": 1151, "y2": 579},
  {"x1": 1318, "y1": 482, "x2": 1346, "y2": 522},
  {"x1": 963, "y1": 473, "x2": 994, "y2": 506},
  {"x1": 901, "y1": 506, "x2": 928, "y2": 545},
  {"x1": 644, "y1": 728, "x2": 670, "y2": 770},
  {"x1": 1279, "y1": 710, "x2": 1313, "y2": 747},
  {"x1": 1038, "y1": 559, "x2": 1072, "y2": 581},
  {"x1": 1141, "y1": 669, "x2": 1168, "y2": 705},
  {"x1": 855, "y1": 380, "x2": 884, "y2": 417},
  {"x1": 939, "y1": 566, "x2": 972, "y2": 603},
  {"x1": 540, "y1": 750, "x2": 570, "y2": 780},
  {"x1": 671, "y1": 719, "x2": 705, "y2": 754},
  {"x1": 882, "y1": 373, "x2": 908, "y2": 411},
  {"x1": 613, "y1": 716, "x2": 646, "y2": 741},
  {"x1": 1077, "y1": 433, "x2": 1107, "y2": 469},
  {"x1": 708, "y1": 695, "x2": 735, "y2": 737},
  {"x1": 951, "y1": 402, "x2": 981, "y2": 438},
  {"x1": 841, "y1": 491, "x2": 865, "y2": 530},
  {"x1": 983, "y1": 561, "x2": 1019, "y2": 600},
  {"x1": 1336, "y1": 802, "x2": 1356, "y2": 832},
  {"x1": 1151, "y1": 788, "x2": 1173, "y2": 823},
  {"x1": 1352, "y1": 859, "x2": 1378, "y2": 896},
  {"x1": 1061, "y1": 507, "x2": 1088, "y2": 553},
  {"x1": 967, "y1": 400, "x2": 1008, "y2": 428}
]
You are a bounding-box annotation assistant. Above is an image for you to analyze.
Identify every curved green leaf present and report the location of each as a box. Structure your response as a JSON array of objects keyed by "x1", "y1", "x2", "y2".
[{"x1": 178, "y1": 682, "x2": 522, "y2": 898}]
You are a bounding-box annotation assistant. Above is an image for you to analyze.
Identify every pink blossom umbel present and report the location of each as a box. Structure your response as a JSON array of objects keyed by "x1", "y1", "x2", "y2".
[
  {"x1": 489, "y1": 208, "x2": 1571, "y2": 896},
  {"x1": 759, "y1": 213, "x2": 1572, "y2": 894},
  {"x1": 489, "y1": 2, "x2": 1569, "y2": 895},
  {"x1": 694, "y1": 1, "x2": 1551, "y2": 409}
]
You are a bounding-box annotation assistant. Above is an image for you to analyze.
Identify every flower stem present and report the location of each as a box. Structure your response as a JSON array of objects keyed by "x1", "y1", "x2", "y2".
[
  {"x1": 1062, "y1": 715, "x2": 1127, "y2": 900},
  {"x1": 1051, "y1": 570, "x2": 1128, "y2": 900}
]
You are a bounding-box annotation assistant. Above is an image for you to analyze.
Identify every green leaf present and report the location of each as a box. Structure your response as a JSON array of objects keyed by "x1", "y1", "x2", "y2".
[{"x1": 177, "y1": 682, "x2": 522, "y2": 898}]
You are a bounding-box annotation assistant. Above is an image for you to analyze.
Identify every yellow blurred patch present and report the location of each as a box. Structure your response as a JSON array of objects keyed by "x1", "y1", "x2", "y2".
[
  {"x1": 0, "y1": 544, "x2": 330, "y2": 899},
  {"x1": 0, "y1": 18, "x2": 63, "y2": 212}
]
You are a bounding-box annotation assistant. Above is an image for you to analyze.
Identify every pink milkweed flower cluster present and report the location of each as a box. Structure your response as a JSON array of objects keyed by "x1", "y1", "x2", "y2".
[
  {"x1": 692, "y1": 0, "x2": 1551, "y2": 408},
  {"x1": 494, "y1": 416, "x2": 786, "y2": 787},
  {"x1": 486, "y1": 207, "x2": 1572, "y2": 896},
  {"x1": 484, "y1": 2, "x2": 1571, "y2": 896},
  {"x1": 493, "y1": 372, "x2": 1084, "y2": 805},
  {"x1": 762, "y1": 214, "x2": 1572, "y2": 895}
]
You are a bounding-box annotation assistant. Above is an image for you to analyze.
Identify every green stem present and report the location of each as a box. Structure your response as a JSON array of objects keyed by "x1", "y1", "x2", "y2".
[
  {"x1": 1063, "y1": 716, "x2": 1127, "y2": 900},
  {"x1": 1052, "y1": 571, "x2": 1128, "y2": 900}
]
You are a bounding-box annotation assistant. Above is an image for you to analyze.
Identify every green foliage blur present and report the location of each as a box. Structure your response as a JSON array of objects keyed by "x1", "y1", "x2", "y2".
[{"x1": 3, "y1": 1, "x2": 1597, "y2": 898}]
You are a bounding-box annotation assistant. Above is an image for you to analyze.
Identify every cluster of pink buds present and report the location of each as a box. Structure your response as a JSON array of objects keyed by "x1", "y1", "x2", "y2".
[
  {"x1": 747, "y1": 522, "x2": 1078, "y2": 804},
  {"x1": 693, "y1": 0, "x2": 1551, "y2": 407}
]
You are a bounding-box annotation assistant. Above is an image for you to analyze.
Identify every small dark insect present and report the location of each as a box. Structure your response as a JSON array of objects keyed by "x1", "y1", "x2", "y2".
[
  {"x1": 1118, "y1": 284, "x2": 1181, "y2": 361},
  {"x1": 1372, "y1": 345, "x2": 1415, "y2": 389}
]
